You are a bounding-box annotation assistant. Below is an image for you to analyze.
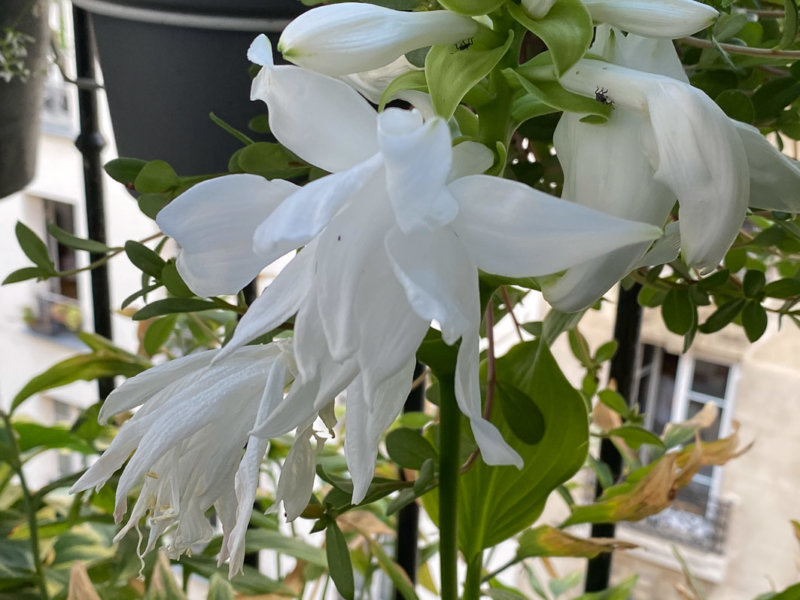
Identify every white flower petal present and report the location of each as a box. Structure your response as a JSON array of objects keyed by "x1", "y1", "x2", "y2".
[
  {"x1": 583, "y1": 0, "x2": 717, "y2": 38},
  {"x1": 385, "y1": 227, "x2": 474, "y2": 345},
  {"x1": 733, "y1": 120, "x2": 800, "y2": 212},
  {"x1": 278, "y1": 3, "x2": 478, "y2": 76},
  {"x1": 247, "y1": 34, "x2": 274, "y2": 68},
  {"x1": 455, "y1": 319, "x2": 523, "y2": 468},
  {"x1": 633, "y1": 221, "x2": 682, "y2": 268},
  {"x1": 251, "y1": 63, "x2": 379, "y2": 173},
  {"x1": 347, "y1": 359, "x2": 416, "y2": 504},
  {"x1": 274, "y1": 425, "x2": 317, "y2": 521},
  {"x1": 252, "y1": 154, "x2": 383, "y2": 264},
  {"x1": 353, "y1": 253, "x2": 429, "y2": 394},
  {"x1": 157, "y1": 174, "x2": 297, "y2": 296},
  {"x1": 448, "y1": 141, "x2": 495, "y2": 183},
  {"x1": 98, "y1": 350, "x2": 216, "y2": 423},
  {"x1": 341, "y1": 55, "x2": 420, "y2": 104},
  {"x1": 542, "y1": 244, "x2": 650, "y2": 312},
  {"x1": 646, "y1": 83, "x2": 749, "y2": 271},
  {"x1": 217, "y1": 240, "x2": 317, "y2": 362},
  {"x1": 522, "y1": 0, "x2": 556, "y2": 18},
  {"x1": 450, "y1": 175, "x2": 661, "y2": 277},
  {"x1": 314, "y1": 179, "x2": 394, "y2": 361},
  {"x1": 228, "y1": 359, "x2": 288, "y2": 575},
  {"x1": 378, "y1": 110, "x2": 458, "y2": 232}
]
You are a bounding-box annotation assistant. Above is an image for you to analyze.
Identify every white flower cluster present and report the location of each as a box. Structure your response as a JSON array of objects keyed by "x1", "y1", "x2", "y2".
[{"x1": 72, "y1": 0, "x2": 800, "y2": 574}]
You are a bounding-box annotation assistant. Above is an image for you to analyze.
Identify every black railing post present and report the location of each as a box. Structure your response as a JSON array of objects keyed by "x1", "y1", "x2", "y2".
[
  {"x1": 73, "y1": 6, "x2": 113, "y2": 400},
  {"x1": 584, "y1": 284, "x2": 642, "y2": 591},
  {"x1": 394, "y1": 361, "x2": 426, "y2": 599}
]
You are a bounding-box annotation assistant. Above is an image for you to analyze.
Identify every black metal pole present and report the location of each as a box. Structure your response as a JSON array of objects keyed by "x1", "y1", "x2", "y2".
[
  {"x1": 73, "y1": 6, "x2": 113, "y2": 400},
  {"x1": 584, "y1": 283, "x2": 642, "y2": 591},
  {"x1": 394, "y1": 361, "x2": 426, "y2": 599}
]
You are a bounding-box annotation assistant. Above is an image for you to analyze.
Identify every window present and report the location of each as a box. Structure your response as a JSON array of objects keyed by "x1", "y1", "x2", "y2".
[
  {"x1": 26, "y1": 200, "x2": 81, "y2": 336},
  {"x1": 633, "y1": 344, "x2": 739, "y2": 517}
]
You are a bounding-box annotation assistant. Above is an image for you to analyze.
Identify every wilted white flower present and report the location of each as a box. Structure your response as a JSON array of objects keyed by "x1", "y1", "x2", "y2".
[{"x1": 69, "y1": 342, "x2": 325, "y2": 576}]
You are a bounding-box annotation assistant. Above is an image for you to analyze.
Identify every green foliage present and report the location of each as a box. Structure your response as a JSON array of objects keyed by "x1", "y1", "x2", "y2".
[
  {"x1": 432, "y1": 341, "x2": 588, "y2": 561},
  {"x1": 325, "y1": 521, "x2": 355, "y2": 600}
]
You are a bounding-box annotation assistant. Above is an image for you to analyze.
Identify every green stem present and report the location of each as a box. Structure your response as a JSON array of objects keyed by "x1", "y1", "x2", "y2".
[
  {"x1": 0, "y1": 410, "x2": 49, "y2": 600},
  {"x1": 438, "y1": 374, "x2": 461, "y2": 600},
  {"x1": 464, "y1": 552, "x2": 484, "y2": 600}
]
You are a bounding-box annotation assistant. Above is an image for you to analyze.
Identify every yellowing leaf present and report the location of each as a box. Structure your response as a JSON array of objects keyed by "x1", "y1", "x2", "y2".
[
  {"x1": 516, "y1": 526, "x2": 637, "y2": 560},
  {"x1": 67, "y1": 562, "x2": 101, "y2": 600}
]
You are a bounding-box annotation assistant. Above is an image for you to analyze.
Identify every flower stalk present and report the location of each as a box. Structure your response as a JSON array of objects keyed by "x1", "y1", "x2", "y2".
[{"x1": 438, "y1": 373, "x2": 461, "y2": 600}]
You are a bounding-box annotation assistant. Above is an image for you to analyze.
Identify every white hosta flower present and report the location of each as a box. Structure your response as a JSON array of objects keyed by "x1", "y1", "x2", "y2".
[
  {"x1": 582, "y1": 0, "x2": 717, "y2": 38},
  {"x1": 542, "y1": 27, "x2": 800, "y2": 312},
  {"x1": 164, "y1": 58, "x2": 660, "y2": 500},
  {"x1": 277, "y1": 3, "x2": 478, "y2": 76},
  {"x1": 69, "y1": 343, "x2": 313, "y2": 576}
]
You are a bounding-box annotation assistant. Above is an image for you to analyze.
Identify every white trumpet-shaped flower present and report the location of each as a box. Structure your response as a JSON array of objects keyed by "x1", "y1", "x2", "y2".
[
  {"x1": 582, "y1": 0, "x2": 717, "y2": 38},
  {"x1": 542, "y1": 27, "x2": 800, "y2": 312},
  {"x1": 277, "y1": 2, "x2": 478, "y2": 76},
  {"x1": 69, "y1": 343, "x2": 321, "y2": 576},
  {"x1": 161, "y1": 38, "x2": 661, "y2": 502}
]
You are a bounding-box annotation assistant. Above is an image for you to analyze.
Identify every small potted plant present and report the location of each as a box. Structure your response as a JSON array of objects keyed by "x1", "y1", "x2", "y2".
[{"x1": 0, "y1": 0, "x2": 50, "y2": 199}]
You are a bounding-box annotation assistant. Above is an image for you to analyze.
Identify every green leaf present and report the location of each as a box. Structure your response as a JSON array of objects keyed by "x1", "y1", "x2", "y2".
[
  {"x1": 385, "y1": 428, "x2": 437, "y2": 470},
  {"x1": 15, "y1": 222, "x2": 55, "y2": 273},
  {"x1": 207, "y1": 574, "x2": 235, "y2": 600},
  {"x1": 241, "y1": 530, "x2": 326, "y2": 567},
  {"x1": 509, "y1": 71, "x2": 611, "y2": 124},
  {"x1": 326, "y1": 521, "x2": 355, "y2": 600},
  {"x1": 549, "y1": 570, "x2": 583, "y2": 596},
  {"x1": 742, "y1": 300, "x2": 768, "y2": 342},
  {"x1": 507, "y1": 0, "x2": 593, "y2": 76},
  {"x1": 237, "y1": 142, "x2": 308, "y2": 179},
  {"x1": 12, "y1": 354, "x2": 147, "y2": 412},
  {"x1": 605, "y1": 425, "x2": 665, "y2": 451},
  {"x1": 161, "y1": 260, "x2": 193, "y2": 297},
  {"x1": 48, "y1": 223, "x2": 118, "y2": 254},
  {"x1": 763, "y1": 278, "x2": 800, "y2": 298},
  {"x1": 143, "y1": 315, "x2": 178, "y2": 356},
  {"x1": 134, "y1": 160, "x2": 179, "y2": 194},
  {"x1": 2, "y1": 267, "x2": 48, "y2": 285},
  {"x1": 209, "y1": 112, "x2": 254, "y2": 145},
  {"x1": 104, "y1": 157, "x2": 147, "y2": 185},
  {"x1": 132, "y1": 298, "x2": 221, "y2": 321},
  {"x1": 486, "y1": 591, "x2": 528, "y2": 600},
  {"x1": 780, "y1": 0, "x2": 799, "y2": 50},
  {"x1": 497, "y1": 381, "x2": 546, "y2": 445},
  {"x1": 426, "y1": 30, "x2": 514, "y2": 120},
  {"x1": 597, "y1": 389, "x2": 627, "y2": 416},
  {"x1": 12, "y1": 421, "x2": 95, "y2": 454},
  {"x1": 180, "y1": 555, "x2": 291, "y2": 595},
  {"x1": 359, "y1": 530, "x2": 420, "y2": 600},
  {"x1": 125, "y1": 241, "x2": 166, "y2": 278},
  {"x1": 699, "y1": 298, "x2": 746, "y2": 334},
  {"x1": 753, "y1": 77, "x2": 800, "y2": 121},
  {"x1": 437, "y1": 0, "x2": 505, "y2": 16},
  {"x1": 379, "y1": 70, "x2": 428, "y2": 111},
  {"x1": 661, "y1": 288, "x2": 695, "y2": 335},
  {"x1": 715, "y1": 89, "x2": 755, "y2": 124},
  {"x1": 138, "y1": 193, "x2": 170, "y2": 219},
  {"x1": 573, "y1": 575, "x2": 638, "y2": 600},
  {"x1": 742, "y1": 269, "x2": 766, "y2": 298},
  {"x1": 444, "y1": 341, "x2": 588, "y2": 560},
  {"x1": 594, "y1": 340, "x2": 618, "y2": 363}
]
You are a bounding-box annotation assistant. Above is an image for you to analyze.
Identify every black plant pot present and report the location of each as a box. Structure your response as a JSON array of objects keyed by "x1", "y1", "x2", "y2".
[
  {"x1": 72, "y1": 0, "x2": 307, "y2": 174},
  {"x1": 0, "y1": 0, "x2": 50, "y2": 199}
]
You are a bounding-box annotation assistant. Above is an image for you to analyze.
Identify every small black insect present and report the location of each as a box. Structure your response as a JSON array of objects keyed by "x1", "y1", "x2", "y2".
[
  {"x1": 455, "y1": 37, "x2": 473, "y2": 51},
  {"x1": 595, "y1": 86, "x2": 614, "y2": 107}
]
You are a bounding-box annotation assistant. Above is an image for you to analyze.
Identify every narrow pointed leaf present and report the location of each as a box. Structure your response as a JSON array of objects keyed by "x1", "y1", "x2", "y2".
[
  {"x1": 326, "y1": 522, "x2": 355, "y2": 600},
  {"x1": 15, "y1": 222, "x2": 55, "y2": 273}
]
